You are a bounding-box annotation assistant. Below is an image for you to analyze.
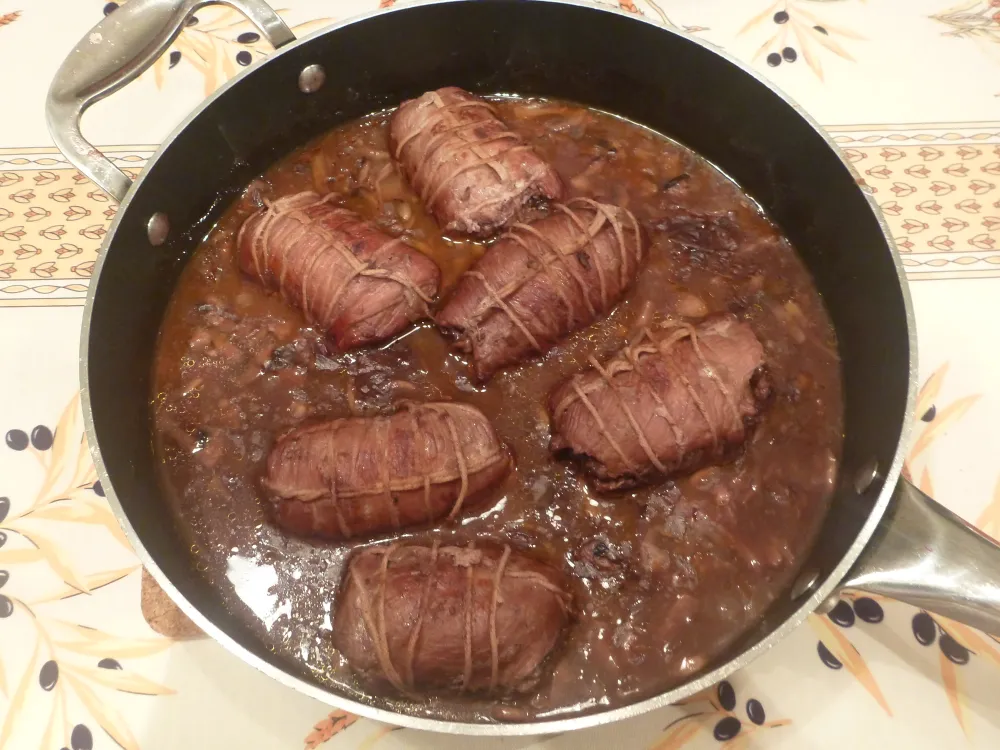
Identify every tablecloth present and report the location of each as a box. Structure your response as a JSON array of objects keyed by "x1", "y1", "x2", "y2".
[{"x1": 1, "y1": 1, "x2": 999, "y2": 748}]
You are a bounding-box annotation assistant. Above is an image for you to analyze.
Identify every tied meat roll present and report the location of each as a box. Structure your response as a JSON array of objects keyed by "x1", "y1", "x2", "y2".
[
  {"x1": 263, "y1": 402, "x2": 511, "y2": 539},
  {"x1": 390, "y1": 87, "x2": 563, "y2": 236},
  {"x1": 437, "y1": 198, "x2": 645, "y2": 382},
  {"x1": 549, "y1": 315, "x2": 770, "y2": 491},
  {"x1": 334, "y1": 542, "x2": 573, "y2": 694},
  {"x1": 237, "y1": 192, "x2": 440, "y2": 351}
]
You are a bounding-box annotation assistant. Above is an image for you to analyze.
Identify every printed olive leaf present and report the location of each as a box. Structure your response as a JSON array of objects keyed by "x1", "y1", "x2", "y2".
[
  {"x1": 64, "y1": 672, "x2": 140, "y2": 750},
  {"x1": 67, "y1": 663, "x2": 174, "y2": 695},
  {"x1": 55, "y1": 633, "x2": 172, "y2": 660},
  {"x1": 41, "y1": 690, "x2": 65, "y2": 750},
  {"x1": 32, "y1": 395, "x2": 91, "y2": 509},
  {"x1": 0, "y1": 639, "x2": 39, "y2": 748},
  {"x1": 975, "y1": 474, "x2": 1000, "y2": 541},
  {"x1": 353, "y1": 725, "x2": 402, "y2": 748},
  {"x1": 909, "y1": 394, "x2": 981, "y2": 463},
  {"x1": 0, "y1": 644, "x2": 8, "y2": 697},
  {"x1": 674, "y1": 685, "x2": 719, "y2": 709},
  {"x1": 915, "y1": 362, "x2": 949, "y2": 425},
  {"x1": 939, "y1": 648, "x2": 970, "y2": 737},
  {"x1": 788, "y1": 4, "x2": 865, "y2": 40},
  {"x1": 919, "y1": 466, "x2": 935, "y2": 498},
  {"x1": 28, "y1": 494, "x2": 131, "y2": 550},
  {"x1": 12, "y1": 526, "x2": 91, "y2": 593},
  {"x1": 799, "y1": 39, "x2": 824, "y2": 80},
  {"x1": 304, "y1": 710, "x2": 360, "y2": 750},
  {"x1": 796, "y1": 18, "x2": 857, "y2": 61},
  {"x1": 0, "y1": 547, "x2": 45, "y2": 565},
  {"x1": 30, "y1": 565, "x2": 137, "y2": 605},
  {"x1": 737, "y1": 1, "x2": 781, "y2": 35},
  {"x1": 648, "y1": 714, "x2": 704, "y2": 750},
  {"x1": 808, "y1": 614, "x2": 892, "y2": 715}
]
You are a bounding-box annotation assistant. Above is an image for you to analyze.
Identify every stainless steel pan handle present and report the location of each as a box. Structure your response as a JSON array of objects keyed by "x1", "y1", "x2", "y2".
[
  {"x1": 45, "y1": 0, "x2": 295, "y2": 203},
  {"x1": 843, "y1": 479, "x2": 1000, "y2": 636}
]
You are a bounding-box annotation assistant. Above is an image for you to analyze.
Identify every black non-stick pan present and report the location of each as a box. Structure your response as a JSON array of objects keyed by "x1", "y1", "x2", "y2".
[{"x1": 47, "y1": 0, "x2": 1000, "y2": 735}]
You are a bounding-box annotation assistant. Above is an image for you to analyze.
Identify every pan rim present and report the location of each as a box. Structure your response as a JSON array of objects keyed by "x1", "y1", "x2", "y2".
[{"x1": 78, "y1": 0, "x2": 918, "y2": 735}]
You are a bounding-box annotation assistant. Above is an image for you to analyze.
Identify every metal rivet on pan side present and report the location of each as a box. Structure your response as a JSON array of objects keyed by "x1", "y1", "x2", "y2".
[
  {"x1": 854, "y1": 459, "x2": 880, "y2": 495},
  {"x1": 298, "y1": 64, "x2": 326, "y2": 94},
  {"x1": 147, "y1": 212, "x2": 169, "y2": 246},
  {"x1": 790, "y1": 568, "x2": 821, "y2": 600}
]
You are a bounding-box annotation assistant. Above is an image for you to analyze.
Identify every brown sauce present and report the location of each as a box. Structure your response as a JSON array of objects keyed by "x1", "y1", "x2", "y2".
[{"x1": 151, "y1": 97, "x2": 843, "y2": 720}]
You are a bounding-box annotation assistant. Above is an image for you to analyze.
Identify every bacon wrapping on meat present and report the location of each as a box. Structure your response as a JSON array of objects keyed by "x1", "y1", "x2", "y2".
[
  {"x1": 390, "y1": 87, "x2": 563, "y2": 236},
  {"x1": 437, "y1": 199, "x2": 645, "y2": 382},
  {"x1": 334, "y1": 542, "x2": 572, "y2": 694},
  {"x1": 263, "y1": 402, "x2": 511, "y2": 540},
  {"x1": 549, "y1": 315, "x2": 770, "y2": 491},
  {"x1": 237, "y1": 192, "x2": 440, "y2": 351}
]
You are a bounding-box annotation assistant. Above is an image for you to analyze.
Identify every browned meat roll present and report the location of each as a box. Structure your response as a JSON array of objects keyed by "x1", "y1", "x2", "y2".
[
  {"x1": 237, "y1": 192, "x2": 440, "y2": 351},
  {"x1": 390, "y1": 87, "x2": 563, "y2": 236},
  {"x1": 437, "y1": 198, "x2": 645, "y2": 382},
  {"x1": 334, "y1": 542, "x2": 572, "y2": 694},
  {"x1": 263, "y1": 402, "x2": 511, "y2": 539},
  {"x1": 549, "y1": 315, "x2": 770, "y2": 491}
]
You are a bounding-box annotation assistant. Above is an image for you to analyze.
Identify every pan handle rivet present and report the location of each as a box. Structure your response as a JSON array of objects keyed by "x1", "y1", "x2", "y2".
[
  {"x1": 298, "y1": 64, "x2": 326, "y2": 94},
  {"x1": 147, "y1": 212, "x2": 169, "y2": 247},
  {"x1": 790, "y1": 568, "x2": 820, "y2": 600},
  {"x1": 853, "y1": 459, "x2": 880, "y2": 495}
]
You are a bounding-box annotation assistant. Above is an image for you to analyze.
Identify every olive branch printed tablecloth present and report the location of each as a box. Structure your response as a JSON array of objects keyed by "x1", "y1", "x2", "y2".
[{"x1": 1, "y1": 1, "x2": 1000, "y2": 748}]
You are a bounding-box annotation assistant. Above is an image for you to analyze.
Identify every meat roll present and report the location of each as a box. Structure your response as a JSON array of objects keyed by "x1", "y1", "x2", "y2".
[
  {"x1": 390, "y1": 87, "x2": 563, "y2": 236},
  {"x1": 334, "y1": 542, "x2": 572, "y2": 694},
  {"x1": 549, "y1": 315, "x2": 770, "y2": 491},
  {"x1": 237, "y1": 192, "x2": 440, "y2": 351},
  {"x1": 437, "y1": 198, "x2": 645, "y2": 382},
  {"x1": 263, "y1": 402, "x2": 511, "y2": 539}
]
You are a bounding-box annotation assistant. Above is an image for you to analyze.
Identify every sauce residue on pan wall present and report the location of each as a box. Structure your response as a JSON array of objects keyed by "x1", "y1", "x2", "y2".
[{"x1": 151, "y1": 98, "x2": 843, "y2": 720}]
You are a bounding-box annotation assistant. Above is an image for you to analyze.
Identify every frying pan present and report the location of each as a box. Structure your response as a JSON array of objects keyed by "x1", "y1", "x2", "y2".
[{"x1": 47, "y1": 0, "x2": 1000, "y2": 735}]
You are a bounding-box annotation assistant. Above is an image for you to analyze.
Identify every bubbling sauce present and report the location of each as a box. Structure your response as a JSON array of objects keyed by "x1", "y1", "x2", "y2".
[{"x1": 152, "y1": 98, "x2": 842, "y2": 720}]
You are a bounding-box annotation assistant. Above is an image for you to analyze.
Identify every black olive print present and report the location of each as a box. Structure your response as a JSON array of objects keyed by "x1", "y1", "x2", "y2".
[
  {"x1": 773, "y1": 11, "x2": 789, "y2": 24},
  {"x1": 921, "y1": 405, "x2": 936, "y2": 422},
  {"x1": 236, "y1": 50, "x2": 252, "y2": 66},
  {"x1": 940, "y1": 633, "x2": 971, "y2": 665},
  {"x1": 912, "y1": 612, "x2": 937, "y2": 646},
  {"x1": 237, "y1": 32, "x2": 261, "y2": 44},
  {"x1": 746, "y1": 698, "x2": 766, "y2": 725},
  {"x1": 0, "y1": 571, "x2": 8, "y2": 589},
  {"x1": 766, "y1": 52, "x2": 782, "y2": 67},
  {"x1": 186, "y1": 15, "x2": 199, "y2": 26},
  {"x1": 814, "y1": 25, "x2": 828, "y2": 35},
  {"x1": 92, "y1": 480, "x2": 105, "y2": 497},
  {"x1": 169, "y1": 50, "x2": 182, "y2": 69},
  {"x1": 102, "y1": 2, "x2": 118, "y2": 15},
  {"x1": 0, "y1": 531, "x2": 7, "y2": 548},
  {"x1": 782, "y1": 47, "x2": 798, "y2": 63},
  {"x1": 71, "y1": 724, "x2": 93, "y2": 750},
  {"x1": 713, "y1": 716, "x2": 742, "y2": 741},
  {"x1": 718, "y1": 680, "x2": 736, "y2": 711},
  {"x1": 0, "y1": 595, "x2": 11, "y2": 618},
  {"x1": 853, "y1": 597, "x2": 884, "y2": 624},
  {"x1": 39, "y1": 660, "x2": 58, "y2": 690},
  {"x1": 817, "y1": 641, "x2": 842, "y2": 669},
  {"x1": 98, "y1": 657, "x2": 123, "y2": 670},
  {"x1": 0, "y1": 497, "x2": 8, "y2": 523},
  {"x1": 828, "y1": 600, "x2": 856, "y2": 628},
  {"x1": 30, "y1": 425, "x2": 53, "y2": 451},
  {"x1": 5, "y1": 429, "x2": 28, "y2": 451}
]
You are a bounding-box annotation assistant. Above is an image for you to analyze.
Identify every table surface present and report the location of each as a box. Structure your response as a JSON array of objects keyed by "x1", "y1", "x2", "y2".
[{"x1": 1, "y1": 1, "x2": 1000, "y2": 748}]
